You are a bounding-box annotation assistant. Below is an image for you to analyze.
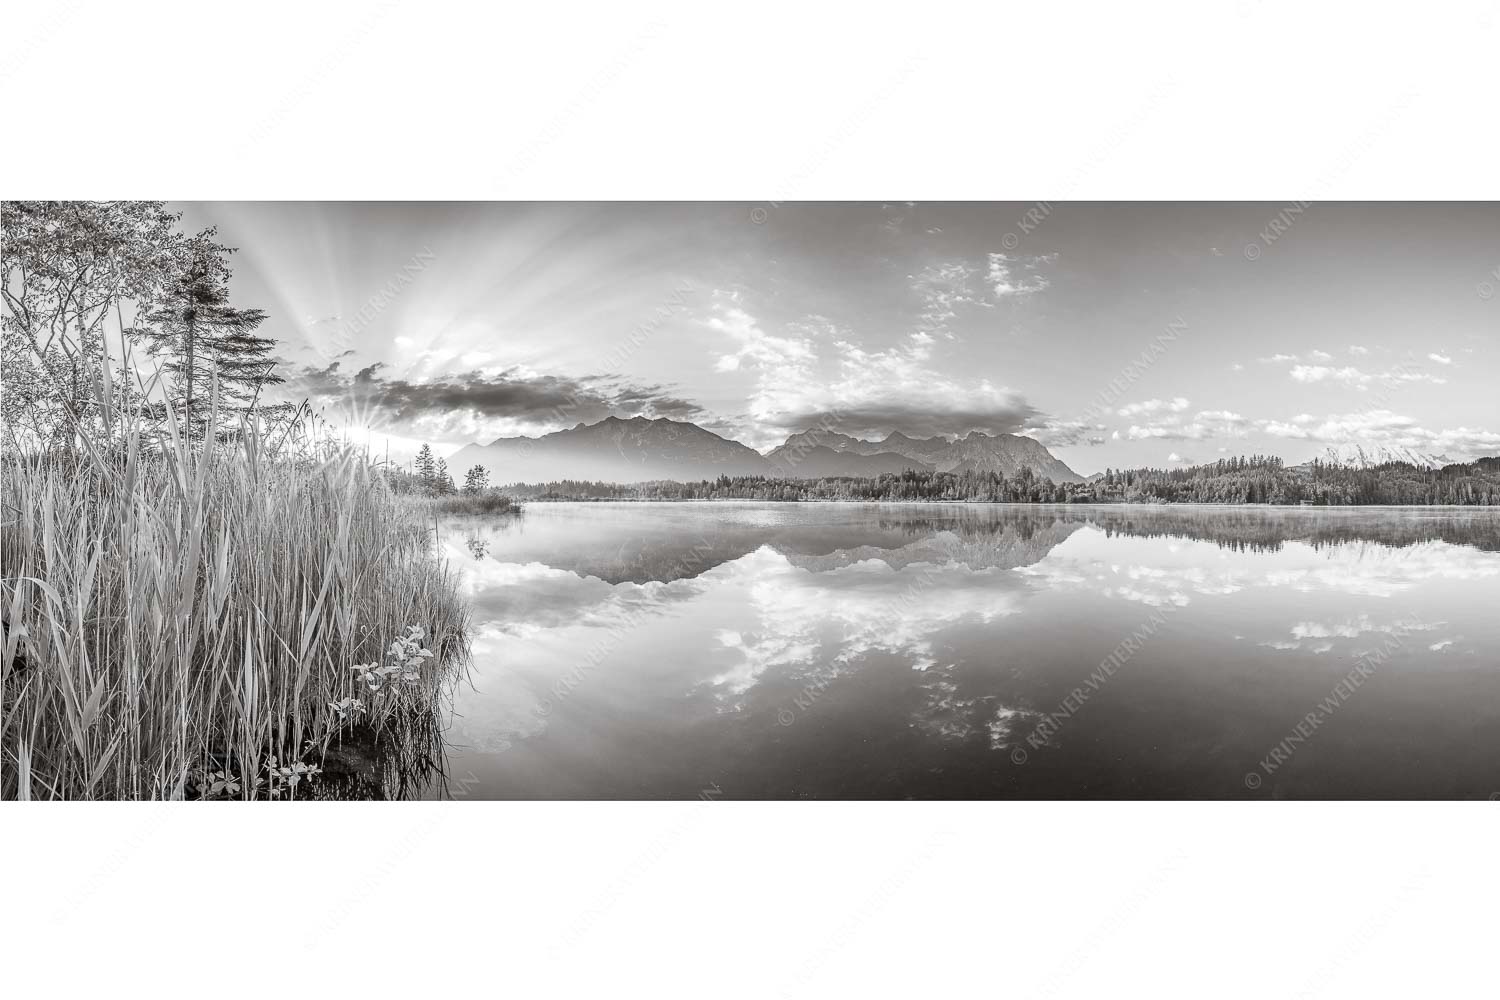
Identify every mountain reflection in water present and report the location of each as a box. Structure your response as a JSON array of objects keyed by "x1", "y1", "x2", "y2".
[{"x1": 431, "y1": 503, "x2": 1500, "y2": 799}]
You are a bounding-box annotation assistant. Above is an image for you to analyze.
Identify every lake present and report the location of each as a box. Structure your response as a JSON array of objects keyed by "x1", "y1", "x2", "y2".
[{"x1": 427, "y1": 502, "x2": 1500, "y2": 799}]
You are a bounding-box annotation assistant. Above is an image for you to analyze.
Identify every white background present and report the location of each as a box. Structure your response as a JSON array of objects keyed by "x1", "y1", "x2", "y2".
[{"x1": 3, "y1": 1, "x2": 1498, "y2": 996}]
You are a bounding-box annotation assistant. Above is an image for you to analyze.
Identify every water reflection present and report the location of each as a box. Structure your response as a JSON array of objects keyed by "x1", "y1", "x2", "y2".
[{"x1": 435, "y1": 503, "x2": 1500, "y2": 799}]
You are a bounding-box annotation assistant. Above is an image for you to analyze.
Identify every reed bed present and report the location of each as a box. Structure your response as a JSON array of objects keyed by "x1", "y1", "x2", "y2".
[
  {"x1": 0, "y1": 403, "x2": 469, "y2": 800},
  {"x1": 414, "y1": 491, "x2": 521, "y2": 516}
]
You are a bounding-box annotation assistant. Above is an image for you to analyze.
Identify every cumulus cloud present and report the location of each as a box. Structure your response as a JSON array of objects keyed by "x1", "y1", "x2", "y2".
[
  {"x1": 1255, "y1": 409, "x2": 1500, "y2": 460},
  {"x1": 1349, "y1": 344, "x2": 1370, "y2": 356},
  {"x1": 1289, "y1": 365, "x2": 1364, "y2": 384},
  {"x1": 1429, "y1": 352, "x2": 1453, "y2": 365},
  {"x1": 1117, "y1": 397, "x2": 1190, "y2": 417},
  {"x1": 707, "y1": 299, "x2": 1042, "y2": 445},
  {"x1": 1124, "y1": 409, "x2": 1252, "y2": 441},
  {"x1": 285, "y1": 361, "x2": 704, "y2": 442},
  {"x1": 710, "y1": 305, "x2": 819, "y2": 374},
  {"x1": 1289, "y1": 364, "x2": 1446, "y2": 387}
]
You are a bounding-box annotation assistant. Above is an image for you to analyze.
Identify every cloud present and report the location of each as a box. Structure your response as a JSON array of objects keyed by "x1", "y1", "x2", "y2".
[
  {"x1": 789, "y1": 395, "x2": 1039, "y2": 443},
  {"x1": 1124, "y1": 409, "x2": 1251, "y2": 441},
  {"x1": 1021, "y1": 417, "x2": 1108, "y2": 447},
  {"x1": 911, "y1": 261, "x2": 989, "y2": 335},
  {"x1": 710, "y1": 305, "x2": 819, "y2": 374},
  {"x1": 1167, "y1": 452, "x2": 1192, "y2": 464},
  {"x1": 285, "y1": 361, "x2": 704, "y2": 442},
  {"x1": 1308, "y1": 349, "x2": 1334, "y2": 362},
  {"x1": 1289, "y1": 364, "x2": 1446, "y2": 387},
  {"x1": 986, "y1": 252, "x2": 1056, "y2": 299},
  {"x1": 1258, "y1": 410, "x2": 1407, "y2": 440},
  {"x1": 1260, "y1": 353, "x2": 1300, "y2": 363},
  {"x1": 1117, "y1": 397, "x2": 1190, "y2": 417},
  {"x1": 1428, "y1": 352, "x2": 1453, "y2": 365},
  {"x1": 1255, "y1": 409, "x2": 1500, "y2": 460},
  {"x1": 1349, "y1": 345, "x2": 1370, "y2": 356},
  {"x1": 707, "y1": 300, "x2": 1041, "y2": 445},
  {"x1": 1289, "y1": 616, "x2": 1440, "y2": 641},
  {"x1": 1289, "y1": 365, "x2": 1366, "y2": 384}
]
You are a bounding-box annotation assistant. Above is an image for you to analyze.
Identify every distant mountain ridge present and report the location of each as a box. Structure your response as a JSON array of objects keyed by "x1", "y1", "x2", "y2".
[
  {"x1": 765, "y1": 444, "x2": 928, "y2": 478},
  {"x1": 767, "y1": 427, "x2": 1083, "y2": 483},
  {"x1": 449, "y1": 416, "x2": 1084, "y2": 485},
  {"x1": 449, "y1": 416, "x2": 767, "y2": 484},
  {"x1": 1301, "y1": 443, "x2": 1451, "y2": 471}
]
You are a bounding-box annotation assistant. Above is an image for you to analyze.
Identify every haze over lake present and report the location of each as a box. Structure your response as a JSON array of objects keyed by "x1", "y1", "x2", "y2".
[{"x1": 432, "y1": 502, "x2": 1500, "y2": 799}]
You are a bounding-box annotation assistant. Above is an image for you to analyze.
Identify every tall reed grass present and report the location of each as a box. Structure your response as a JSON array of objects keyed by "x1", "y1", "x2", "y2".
[{"x1": 0, "y1": 390, "x2": 469, "y2": 800}]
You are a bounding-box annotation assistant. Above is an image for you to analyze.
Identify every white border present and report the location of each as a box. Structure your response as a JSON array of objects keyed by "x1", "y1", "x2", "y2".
[
  {"x1": 4, "y1": 1, "x2": 1498, "y2": 995},
  {"x1": 5, "y1": 1, "x2": 1498, "y2": 198}
]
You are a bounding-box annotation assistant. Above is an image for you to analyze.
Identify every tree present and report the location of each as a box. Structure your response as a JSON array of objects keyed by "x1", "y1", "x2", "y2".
[
  {"x1": 130, "y1": 245, "x2": 282, "y2": 432},
  {"x1": 1, "y1": 200, "x2": 207, "y2": 444},
  {"x1": 434, "y1": 458, "x2": 456, "y2": 495},
  {"x1": 463, "y1": 464, "x2": 490, "y2": 494},
  {"x1": 414, "y1": 444, "x2": 437, "y2": 490}
]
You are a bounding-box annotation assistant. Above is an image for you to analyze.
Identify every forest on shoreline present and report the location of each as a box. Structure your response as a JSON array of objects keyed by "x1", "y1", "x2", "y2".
[{"x1": 495, "y1": 455, "x2": 1500, "y2": 506}]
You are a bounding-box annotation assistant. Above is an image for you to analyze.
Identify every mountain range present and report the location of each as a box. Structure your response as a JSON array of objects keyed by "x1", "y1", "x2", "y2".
[
  {"x1": 447, "y1": 416, "x2": 767, "y2": 484},
  {"x1": 447, "y1": 416, "x2": 1086, "y2": 485},
  {"x1": 765, "y1": 428, "x2": 1083, "y2": 481},
  {"x1": 1302, "y1": 443, "x2": 1452, "y2": 471}
]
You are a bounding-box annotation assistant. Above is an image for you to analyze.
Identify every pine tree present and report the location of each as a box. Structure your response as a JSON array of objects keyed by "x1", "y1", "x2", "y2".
[
  {"x1": 3, "y1": 201, "x2": 207, "y2": 443},
  {"x1": 132, "y1": 246, "x2": 281, "y2": 430},
  {"x1": 463, "y1": 464, "x2": 490, "y2": 494},
  {"x1": 414, "y1": 444, "x2": 437, "y2": 491},
  {"x1": 434, "y1": 458, "x2": 456, "y2": 495}
]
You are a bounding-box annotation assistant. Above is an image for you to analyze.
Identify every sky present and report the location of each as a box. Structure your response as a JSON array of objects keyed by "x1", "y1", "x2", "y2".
[{"x1": 174, "y1": 202, "x2": 1500, "y2": 474}]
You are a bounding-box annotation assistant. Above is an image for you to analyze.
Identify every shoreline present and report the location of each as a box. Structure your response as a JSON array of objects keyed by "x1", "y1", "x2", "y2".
[{"x1": 504, "y1": 497, "x2": 1500, "y2": 511}]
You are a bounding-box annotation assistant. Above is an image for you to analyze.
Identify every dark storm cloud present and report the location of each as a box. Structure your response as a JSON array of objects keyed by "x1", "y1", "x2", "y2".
[
  {"x1": 286, "y1": 361, "x2": 705, "y2": 436},
  {"x1": 604, "y1": 383, "x2": 705, "y2": 419}
]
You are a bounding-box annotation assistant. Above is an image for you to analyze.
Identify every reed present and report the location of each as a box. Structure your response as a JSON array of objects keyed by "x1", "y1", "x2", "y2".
[
  {"x1": 414, "y1": 491, "x2": 521, "y2": 516},
  {"x1": 0, "y1": 390, "x2": 469, "y2": 800}
]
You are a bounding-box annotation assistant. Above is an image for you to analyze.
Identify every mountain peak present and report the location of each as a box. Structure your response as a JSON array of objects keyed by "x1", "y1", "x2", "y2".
[
  {"x1": 1311, "y1": 443, "x2": 1447, "y2": 471},
  {"x1": 460, "y1": 415, "x2": 767, "y2": 484},
  {"x1": 767, "y1": 426, "x2": 1081, "y2": 483}
]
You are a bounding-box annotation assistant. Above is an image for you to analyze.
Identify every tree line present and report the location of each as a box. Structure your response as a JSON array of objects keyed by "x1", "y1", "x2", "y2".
[
  {"x1": 495, "y1": 454, "x2": 1500, "y2": 506},
  {"x1": 392, "y1": 444, "x2": 496, "y2": 498}
]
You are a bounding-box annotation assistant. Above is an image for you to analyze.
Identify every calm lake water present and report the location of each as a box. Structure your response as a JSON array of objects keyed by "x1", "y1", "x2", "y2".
[{"x1": 428, "y1": 502, "x2": 1500, "y2": 799}]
